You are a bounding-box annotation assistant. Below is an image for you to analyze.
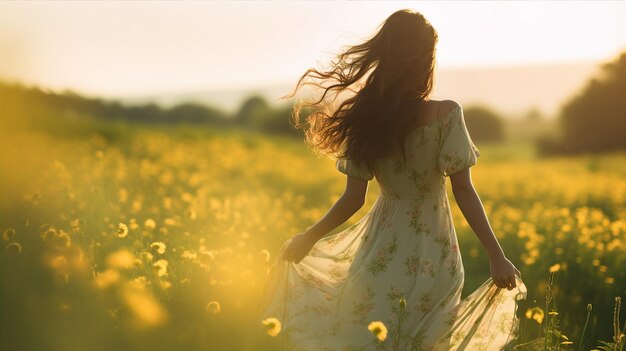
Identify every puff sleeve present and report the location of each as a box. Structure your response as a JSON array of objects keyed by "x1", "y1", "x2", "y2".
[
  {"x1": 437, "y1": 104, "x2": 481, "y2": 177},
  {"x1": 335, "y1": 157, "x2": 374, "y2": 181}
]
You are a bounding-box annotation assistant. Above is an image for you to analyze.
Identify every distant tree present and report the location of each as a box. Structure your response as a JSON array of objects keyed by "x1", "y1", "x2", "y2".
[
  {"x1": 234, "y1": 95, "x2": 271, "y2": 126},
  {"x1": 258, "y1": 105, "x2": 300, "y2": 137},
  {"x1": 0, "y1": 80, "x2": 238, "y2": 126},
  {"x1": 103, "y1": 101, "x2": 127, "y2": 121},
  {"x1": 556, "y1": 51, "x2": 626, "y2": 153},
  {"x1": 0, "y1": 80, "x2": 301, "y2": 137},
  {"x1": 463, "y1": 105, "x2": 505, "y2": 142},
  {"x1": 126, "y1": 103, "x2": 166, "y2": 123}
]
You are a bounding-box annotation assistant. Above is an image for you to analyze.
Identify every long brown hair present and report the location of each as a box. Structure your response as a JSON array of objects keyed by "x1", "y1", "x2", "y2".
[{"x1": 281, "y1": 9, "x2": 439, "y2": 170}]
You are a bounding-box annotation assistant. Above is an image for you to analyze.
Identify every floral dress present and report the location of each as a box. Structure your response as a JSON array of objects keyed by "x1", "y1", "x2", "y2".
[{"x1": 255, "y1": 103, "x2": 527, "y2": 351}]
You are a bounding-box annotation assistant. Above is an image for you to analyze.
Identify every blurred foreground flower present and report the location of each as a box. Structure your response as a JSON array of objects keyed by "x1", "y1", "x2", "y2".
[
  {"x1": 259, "y1": 249, "x2": 271, "y2": 262},
  {"x1": 117, "y1": 223, "x2": 129, "y2": 238},
  {"x1": 181, "y1": 250, "x2": 198, "y2": 260},
  {"x1": 106, "y1": 249, "x2": 135, "y2": 269},
  {"x1": 150, "y1": 242, "x2": 167, "y2": 255},
  {"x1": 144, "y1": 218, "x2": 156, "y2": 230},
  {"x1": 206, "y1": 300, "x2": 221, "y2": 315},
  {"x1": 129, "y1": 218, "x2": 139, "y2": 230},
  {"x1": 153, "y1": 259, "x2": 168, "y2": 277},
  {"x1": 6, "y1": 242, "x2": 22, "y2": 254},
  {"x1": 549, "y1": 263, "x2": 561, "y2": 272},
  {"x1": 525, "y1": 306, "x2": 545, "y2": 324},
  {"x1": 159, "y1": 280, "x2": 171, "y2": 290},
  {"x1": 368, "y1": 321, "x2": 388, "y2": 342},
  {"x1": 3, "y1": 228, "x2": 16, "y2": 241},
  {"x1": 122, "y1": 280, "x2": 168, "y2": 329},
  {"x1": 41, "y1": 227, "x2": 72, "y2": 249},
  {"x1": 94, "y1": 269, "x2": 120, "y2": 289},
  {"x1": 262, "y1": 317, "x2": 281, "y2": 337}
]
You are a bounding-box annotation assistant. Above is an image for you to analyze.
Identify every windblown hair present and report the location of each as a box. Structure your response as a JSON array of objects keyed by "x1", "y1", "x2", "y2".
[{"x1": 281, "y1": 9, "x2": 439, "y2": 170}]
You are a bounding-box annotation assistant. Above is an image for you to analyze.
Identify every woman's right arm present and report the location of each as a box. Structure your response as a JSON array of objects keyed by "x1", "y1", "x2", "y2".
[
  {"x1": 279, "y1": 175, "x2": 367, "y2": 263},
  {"x1": 304, "y1": 175, "x2": 368, "y2": 242}
]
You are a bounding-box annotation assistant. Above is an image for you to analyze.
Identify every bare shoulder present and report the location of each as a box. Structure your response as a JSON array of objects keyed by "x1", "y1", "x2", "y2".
[
  {"x1": 413, "y1": 99, "x2": 462, "y2": 128},
  {"x1": 436, "y1": 99, "x2": 462, "y2": 120}
]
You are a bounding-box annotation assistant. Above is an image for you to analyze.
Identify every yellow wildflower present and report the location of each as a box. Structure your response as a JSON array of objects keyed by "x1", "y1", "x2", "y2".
[
  {"x1": 259, "y1": 249, "x2": 270, "y2": 262},
  {"x1": 106, "y1": 249, "x2": 135, "y2": 269},
  {"x1": 144, "y1": 218, "x2": 156, "y2": 230},
  {"x1": 181, "y1": 250, "x2": 197, "y2": 260},
  {"x1": 153, "y1": 259, "x2": 168, "y2": 277},
  {"x1": 129, "y1": 276, "x2": 148, "y2": 290},
  {"x1": 368, "y1": 321, "x2": 388, "y2": 342},
  {"x1": 41, "y1": 228, "x2": 72, "y2": 249},
  {"x1": 525, "y1": 307, "x2": 544, "y2": 324},
  {"x1": 159, "y1": 280, "x2": 171, "y2": 290},
  {"x1": 206, "y1": 301, "x2": 221, "y2": 315},
  {"x1": 549, "y1": 263, "x2": 561, "y2": 272},
  {"x1": 150, "y1": 242, "x2": 166, "y2": 255},
  {"x1": 94, "y1": 269, "x2": 120, "y2": 289},
  {"x1": 70, "y1": 219, "x2": 81, "y2": 231},
  {"x1": 118, "y1": 188, "x2": 128, "y2": 203},
  {"x1": 3, "y1": 228, "x2": 16, "y2": 241},
  {"x1": 117, "y1": 223, "x2": 129, "y2": 238},
  {"x1": 141, "y1": 251, "x2": 154, "y2": 262},
  {"x1": 121, "y1": 282, "x2": 168, "y2": 328},
  {"x1": 163, "y1": 218, "x2": 178, "y2": 227},
  {"x1": 262, "y1": 317, "x2": 281, "y2": 337},
  {"x1": 129, "y1": 218, "x2": 139, "y2": 230}
]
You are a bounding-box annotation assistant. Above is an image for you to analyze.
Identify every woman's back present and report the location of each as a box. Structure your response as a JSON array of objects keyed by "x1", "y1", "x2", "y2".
[{"x1": 336, "y1": 99, "x2": 481, "y2": 200}]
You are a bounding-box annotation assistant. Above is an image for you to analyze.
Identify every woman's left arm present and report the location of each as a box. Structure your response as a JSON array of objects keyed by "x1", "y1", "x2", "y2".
[{"x1": 280, "y1": 175, "x2": 368, "y2": 263}]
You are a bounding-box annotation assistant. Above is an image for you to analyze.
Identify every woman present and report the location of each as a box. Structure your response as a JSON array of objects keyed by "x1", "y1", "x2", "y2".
[{"x1": 256, "y1": 9, "x2": 527, "y2": 351}]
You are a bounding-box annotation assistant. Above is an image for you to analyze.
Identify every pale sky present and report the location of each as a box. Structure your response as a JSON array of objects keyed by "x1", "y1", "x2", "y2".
[{"x1": 1, "y1": 1, "x2": 625, "y2": 99}]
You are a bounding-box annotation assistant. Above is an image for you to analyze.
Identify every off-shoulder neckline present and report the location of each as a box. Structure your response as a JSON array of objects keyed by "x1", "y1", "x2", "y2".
[{"x1": 412, "y1": 103, "x2": 460, "y2": 131}]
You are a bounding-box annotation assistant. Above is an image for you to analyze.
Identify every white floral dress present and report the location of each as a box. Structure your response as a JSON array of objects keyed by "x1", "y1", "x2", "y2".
[{"x1": 256, "y1": 103, "x2": 527, "y2": 351}]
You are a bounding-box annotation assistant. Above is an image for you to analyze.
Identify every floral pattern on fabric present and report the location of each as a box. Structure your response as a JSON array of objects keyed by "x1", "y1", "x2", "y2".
[{"x1": 437, "y1": 104, "x2": 481, "y2": 177}]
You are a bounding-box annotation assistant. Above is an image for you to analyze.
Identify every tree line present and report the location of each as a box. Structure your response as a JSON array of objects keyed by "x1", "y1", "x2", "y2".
[
  {"x1": 0, "y1": 80, "x2": 507, "y2": 142},
  {"x1": 0, "y1": 81, "x2": 294, "y2": 133},
  {"x1": 2, "y1": 50, "x2": 624, "y2": 154}
]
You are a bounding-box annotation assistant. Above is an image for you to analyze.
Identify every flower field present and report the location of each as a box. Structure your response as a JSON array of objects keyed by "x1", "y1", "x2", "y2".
[{"x1": 1, "y1": 121, "x2": 624, "y2": 350}]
